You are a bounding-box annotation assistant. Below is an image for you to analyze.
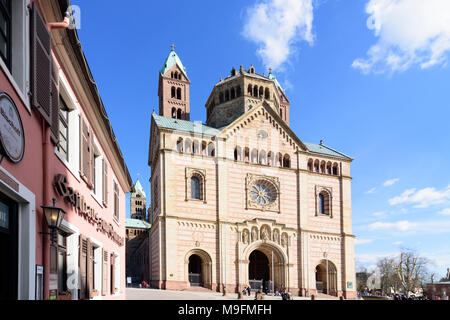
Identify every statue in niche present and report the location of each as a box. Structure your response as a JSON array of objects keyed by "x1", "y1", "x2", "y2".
[
  {"x1": 242, "y1": 230, "x2": 249, "y2": 244},
  {"x1": 281, "y1": 233, "x2": 288, "y2": 247},
  {"x1": 251, "y1": 227, "x2": 258, "y2": 242},
  {"x1": 273, "y1": 229, "x2": 280, "y2": 244},
  {"x1": 261, "y1": 226, "x2": 270, "y2": 240}
]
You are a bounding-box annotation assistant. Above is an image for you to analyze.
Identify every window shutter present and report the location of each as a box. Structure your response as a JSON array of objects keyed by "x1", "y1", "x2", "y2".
[
  {"x1": 87, "y1": 238, "x2": 93, "y2": 299},
  {"x1": 110, "y1": 253, "x2": 115, "y2": 294},
  {"x1": 102, "y1": 159, "x2": 108, "y2": 206},
  {"x1": 50, "y1": 60, "x2": 60, "y2": 144},
  {"x1": 30, "y1": 3, "x2": 52, "y2": 125},
  {"x1": 90, "y1": 129, "x2": 95, "y2": 188},
  {"x1": 102, "y1": 249, "x2": 108, "y2": 296},
  {"x1": 80, "y1": 117, "x2": 92, "y2": 187},
  {"x1": 114, "y1": 182, "x2": 119, "y2": 220},
  {"x1": 79, "y1": 235, "x2": 87, "y2": 299}
]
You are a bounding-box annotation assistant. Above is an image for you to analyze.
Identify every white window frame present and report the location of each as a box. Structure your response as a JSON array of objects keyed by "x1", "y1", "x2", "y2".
[
  {"x1": 54, "y1": 71, "x2": 81, "y2": 181},
  {"x1": 0, "y1": 0, "x2": 31, "y2": 112},
  {"x1": 91, "y1": 138, "x2": 103, "y2": 205}
]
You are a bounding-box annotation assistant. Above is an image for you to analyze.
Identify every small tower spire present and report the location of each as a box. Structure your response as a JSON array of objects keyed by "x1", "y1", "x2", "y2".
[{"x1": 171, "y1": 44, "x2": 175, "y2": 51}]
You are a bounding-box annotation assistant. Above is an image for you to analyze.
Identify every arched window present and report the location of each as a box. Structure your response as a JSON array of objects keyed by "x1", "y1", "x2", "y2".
[
  {"x1": 251, "y1": 149, "x2": 258, "y2": 163},
  {"x1": 320, "y1": 161, "x2": 326, "y2": 173},
  {"x1": 307, "y1": 159, "x2": 313, "y2": 171},
  {"x1": 225, "y1": 90, "x2": 230, "y2": 101},
  {"x1": 171, "y1": 72, "x2": 174, "y2": 78},
  {"x1": 317, "y1": 190, "x2": 331, "y2": 216},
  {"x1": 326, "y1": 162, "x2": 332, "y2": 175},
  {"x1": 171, "y1": 86, "x2": 176, "y2": 98},
  {"x1": 253, "y1": 86, "x2": 258, "y2": 97},
  {"x1": 280, "y1": 108, "x2": 283, "y2": 119},
  {"x1": 283, "y1": 154, "x2": 291, "y2": 168},
  {"x1": 174, "y1": 71, "x2": 178, "y2": 79},
  {"x1": 244, "y1": 147, "x2": 250, "y2": 163},
  {"x1": 191, "y1": 177, "x2": 201, "y2": 200},
  {"x1": 248, "y1": 84, "x2": 252, "y2": 96},
  {"x1": 219, "y1": 92, "x2": 224, "y2": 103},
  {"x1": 193, "y1": 140, "x2": 200, "y2": 154},
  {"x1": 319, "y1": 194, "x2": 325, "y2": 214},
  {"x1": 177, "y1": 87, "x2": 182, "y2": 100},
  {"x1": 178, "y1": 73, "x2": 181, "y2": 80},
  {"x1": 259, "y1": 86, "x2": 264, "y2": 98},
  {"x1": 177, "y1": 108, "x2": 182, "y2": 119},
  {"x1": 185, "y1": 138, "x2": 192, "y2": 154},
  {"x1": 172, "y1": 107, "x2": 177, "y2": 118},
  {"x1": 259, "y1": 150, "x2": 267, "y2": 165},
  {"x1": 236, "y1": 86, "x2": 241, "y2": 97},
  {"x1": 267, "y1": 151, "x2": 273, "y2": 166},
  {"x1": 230, "y1": 88, "x2": 235, "y2": 99},
  {"x1": 314, "y1": 160, "x2": 320, "y2": 173},
  {"x1": 207, "y1": 142, "x2": 215, "y2": 157},
  {"x1": 277, "y1": 153, "x2": 283, "y2": 167},
  {"x1": 332, "y1": 163, "x2": 339, "y2": 175},
  {"x1": 265, "y1": 88, "x2": 270, "y2": 99},
  {"x1": 176, "y1": 137, "x2": 184, "y2": 153},
  {"x1": 234, "y1": 146, "x2": 242, "y2": 161}
]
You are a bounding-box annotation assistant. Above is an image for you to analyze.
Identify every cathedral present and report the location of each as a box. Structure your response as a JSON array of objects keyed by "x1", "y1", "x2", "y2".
[{"x1": 147, "y1": 47, "x2": 356, "y2": 298}]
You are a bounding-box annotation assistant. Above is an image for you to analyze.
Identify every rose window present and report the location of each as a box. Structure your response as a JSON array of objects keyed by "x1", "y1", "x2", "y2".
[{"x1": 249, "y1": 180, "x2": 277, "y2": 208}]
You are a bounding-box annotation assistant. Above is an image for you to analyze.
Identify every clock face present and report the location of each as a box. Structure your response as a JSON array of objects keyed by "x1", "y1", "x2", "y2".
[
  {"x1": 257, "y1": 130, "x2": 268, "y2": 139},
  {"x1": 0, "y1": 92, "x2": 25, "y2": 163}
]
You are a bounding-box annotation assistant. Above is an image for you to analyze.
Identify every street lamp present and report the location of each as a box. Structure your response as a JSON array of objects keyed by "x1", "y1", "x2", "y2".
[
  {"x1": 323, "y1": 252, "x2": 329, "y2": 295},
  {"x1": 41, "y1": 198, "x2": 65, "y2": 244}
]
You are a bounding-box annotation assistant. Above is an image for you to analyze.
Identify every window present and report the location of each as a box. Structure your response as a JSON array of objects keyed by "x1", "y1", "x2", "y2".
[
  {"x1": 191, "y1": 177, "x2": 200, "y2": 199},
  {"x1": 186, "y1": 168, "x2": 206, "y2": 202},
  {"x1": 318, "y1": 194, "x2": 324, "y2": 214},
  {"x1": 57, "y1": 96, "x2": 70, "y2": 161},
  {"x1": 0, "y1": 0, "x2": 11, "y2": 70},
  {"x1": 113, "y1": 181, "x2": 119, "y2": 221},
  {"x1": 56, "y1": 232, "x2": 67, "y2": 294},
  {"x1": 176, "y1": 87, "x2": 182, "y2": 100}
]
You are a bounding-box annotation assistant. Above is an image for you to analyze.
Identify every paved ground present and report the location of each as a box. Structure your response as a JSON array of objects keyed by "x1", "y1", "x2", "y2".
[{"x1": 126, "y1": 288, "x2": 339, "y2": 300}]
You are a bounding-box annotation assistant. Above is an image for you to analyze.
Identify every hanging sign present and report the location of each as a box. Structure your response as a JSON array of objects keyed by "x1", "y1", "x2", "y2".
[{"x1": 0, "y1": 92, "x2": 25, "y2": 163}]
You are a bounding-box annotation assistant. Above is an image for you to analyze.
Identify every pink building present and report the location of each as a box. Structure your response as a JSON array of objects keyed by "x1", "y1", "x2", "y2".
[{"x1": 0, "y1": 0, "x2": 132, "y2": 300}]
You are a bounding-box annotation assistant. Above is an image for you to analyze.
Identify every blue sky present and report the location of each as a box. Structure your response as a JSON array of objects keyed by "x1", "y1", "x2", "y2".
[{"x1": 73, "y1": 0, "x2": 450, "y2": 278}]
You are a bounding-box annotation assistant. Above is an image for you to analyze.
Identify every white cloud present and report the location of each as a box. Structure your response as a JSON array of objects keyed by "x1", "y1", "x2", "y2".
[
  {"x1": 438, "y1": 208, "x2": 450, "y2": 216},
  {"x1": 355, "y1": 238, "x2": 374, "y2": 245},
  {"x1": 368, "y1": 219, "x2": 450, "y2": 234},
  {"x1": 369, "y1": 220, "x2": 415, "y2": 231},
  {"x1": 365, "y1": 187, "x2": 376, "y2": 194},
  {"x1": 389, "y1": 185, "x2": 450, "y2": 208},
  {"x1": 242, "y1": 0, "x2": 314, "y2": 70},
  {"x1": 394, "y1": 241, "x2": 403, "y2": 245},
  {"x1": 383, "y1": 178, "x2": 399, "y2": 187},
  {"x1": 353, "y1": 0, "x2": 450, "y2": 74},
  {"x1": 373, "y1": 211, "x2": 386, "y2": 217}
]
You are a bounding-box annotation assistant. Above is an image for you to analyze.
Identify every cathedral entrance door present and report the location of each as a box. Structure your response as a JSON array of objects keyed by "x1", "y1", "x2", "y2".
[
  {"x1": 248, "y1": 250, "x2": 270, "y2": 292},
  {"x1": 188, "y1": 254, "x2": 203, "y2": 286}
]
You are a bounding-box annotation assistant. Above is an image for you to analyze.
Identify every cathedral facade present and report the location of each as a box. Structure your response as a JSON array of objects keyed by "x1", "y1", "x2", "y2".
[{"x1": 147, "y1": 48, "x2": 356, "y2": 298}]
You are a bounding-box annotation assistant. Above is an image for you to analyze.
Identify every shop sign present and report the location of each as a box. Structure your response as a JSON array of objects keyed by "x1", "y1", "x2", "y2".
[
  {"x1": 54, "y1": 174, "x2": 124, "y2": 246},
  {"x1": 0, "y1": 92, "x2": 25, "y2": 163}
]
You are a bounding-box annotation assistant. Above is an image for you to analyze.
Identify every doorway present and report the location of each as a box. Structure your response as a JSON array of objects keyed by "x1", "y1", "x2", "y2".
[
  {"x1": 188, "y1": 254, "x2": 203, "y2": 286},
  {"x1": 0, "y1": 193, "x2": 18, "y2": 299},
  {"x1": 248, "y1": 250, "x2": 270, "y2": 291}
]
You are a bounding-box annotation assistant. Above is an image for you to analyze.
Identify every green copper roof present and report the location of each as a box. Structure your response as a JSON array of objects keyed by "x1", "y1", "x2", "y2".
[
  {"x1": 133, "y1": 179, "x2": 146, "y2": 197},
  {"x1": 303, "y1": 142, "x2": 351, "y2": 159},
  {"x1": 126, "y1": 218, "x2": 151, "y2": 229},
  {"x1": 268, "y1": 70, "x2": 284, "y2": 92},
  {"x1": 160, "y1": 48, "x2": 188, "y2": 79},
  {"x1": 152, "y1": 113, "x2": 221, "y2": 136}
]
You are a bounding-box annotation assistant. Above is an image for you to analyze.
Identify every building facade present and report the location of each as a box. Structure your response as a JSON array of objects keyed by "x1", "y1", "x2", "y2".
[
  {"x1": 147, "y1": 48, "x2": 356, "y2": 298},
  {"x1": 130, "y1": 179, "x2": 147, "y2": 221},
  {"x1": 0, "y1": 0, "x2": 132, "y2": 300}
]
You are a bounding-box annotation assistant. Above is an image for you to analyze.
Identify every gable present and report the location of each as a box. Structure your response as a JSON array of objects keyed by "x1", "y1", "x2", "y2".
[{"x1": 218, "y1": 101, "x2": 307, "y2": 157}]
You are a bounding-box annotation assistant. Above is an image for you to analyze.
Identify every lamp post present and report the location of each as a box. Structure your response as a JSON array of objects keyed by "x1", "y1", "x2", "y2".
[
  {"x1": 271, "y1": 251, "x2": 274, "y2": 295},
  {"x1": 323, "y1": 252, "x2": 329, "y2": 295},
  {"x1": 41, "y1": 198, "x2": 66, "y2": 244}
]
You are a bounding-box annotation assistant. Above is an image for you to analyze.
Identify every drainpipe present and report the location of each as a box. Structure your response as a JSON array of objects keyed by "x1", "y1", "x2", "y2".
[
  {"x1": 42, "y1": 121, "x2": 51, "y2": 300},
  {"x1": 46, "y1": 12, "x2": 70, "y2": 31}
]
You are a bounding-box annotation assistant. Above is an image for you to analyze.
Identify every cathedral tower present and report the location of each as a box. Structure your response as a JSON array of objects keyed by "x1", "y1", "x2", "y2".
[
  {"x1": 130, "y1": 179, "x2": 147, "y2": 220},
  {"x1": 204, "y1": 65, "x2": 290, "y2": 128},
  {"x1": 158, "y1": 45, "x2": 190, "y2": 120}
]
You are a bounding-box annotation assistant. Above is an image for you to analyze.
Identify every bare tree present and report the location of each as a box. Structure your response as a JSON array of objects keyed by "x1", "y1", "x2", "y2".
[
  {"x1": 396, "y1": 248, "x2": 430, "y2": 296},
  {"x1": 377, "y1": 257, "x2": 400, "y2": 294}
]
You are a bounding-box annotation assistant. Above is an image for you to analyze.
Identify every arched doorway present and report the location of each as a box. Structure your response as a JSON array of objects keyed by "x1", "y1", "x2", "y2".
[
  {"x1": 249, "y1": 250, "x2": 270, "y2": 291},
  {"x1": 315, "y1": 260, "x2": 337, "y2": 296},
  {"x1": 188, "y1": 254, "x2": 203, "y2": 286},
  {"x1": 185, "y1": 249, "x2": 212, "y2": 289}
]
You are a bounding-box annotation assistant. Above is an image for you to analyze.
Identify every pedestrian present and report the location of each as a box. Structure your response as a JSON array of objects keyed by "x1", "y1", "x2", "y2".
[
  {"x1": 247, "y1": 286, "x2": 251, "y2": 296},
  {"x1": 242, "y1": 287, "x2": 247, "y2": 296},
  {"x1": 255, "y1": 289, "x2": 264, "y2": 300},
  {"x1": 311, "y1": 294, "x2": 315, "y2": 300},
  {"x1": 237, "y1": 292, "x2": 243, "y2": 300}
]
